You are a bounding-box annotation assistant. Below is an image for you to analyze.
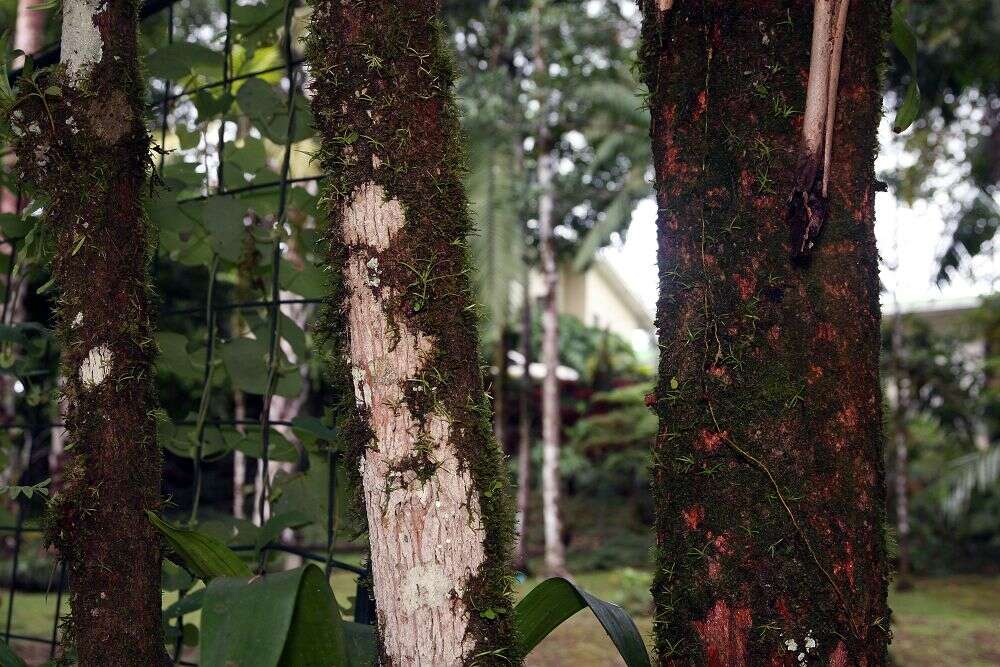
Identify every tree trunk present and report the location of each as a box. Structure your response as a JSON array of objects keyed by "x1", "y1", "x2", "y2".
[
  {"x1": 641, "y1": 1, "x2": 890, "y2": 664},
  {"x1": 11, "y1": 0, "x2": 166, "y2": 663},
  {"x1": 890, "y1": 314, "x2": 912, "y2": 589},
  {"x1": 514, "y1": 270, "x2": 532, "y2": 572},
  {"x1": 308, "y1": 2, "x2": 517, "y2": 664},
  {"x1": 232, "y1": 390, "x2": 247, "y2": 519},
  {"x1": 533, "y1": 0, "x2": 567, "y2": 580},
  {"x1": 493, "y1": 324, "x2": 508, "y2": 449}
]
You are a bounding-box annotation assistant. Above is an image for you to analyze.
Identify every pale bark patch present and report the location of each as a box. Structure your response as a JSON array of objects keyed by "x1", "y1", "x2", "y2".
[
  {"x1": 343, "y1": 182, "x2": 486, "y2": 666},
  {"x1": 61, "y1": 0, "x2": 105, "y2": 86},
  {"x1": 79, "y1": 345, "x2": 112, "y2": 388}
]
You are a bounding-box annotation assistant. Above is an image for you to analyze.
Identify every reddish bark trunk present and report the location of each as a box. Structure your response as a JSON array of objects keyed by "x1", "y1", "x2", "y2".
[
  {"x1": 10, "y1": 0, "x2": 166, "y2": 663},
  {"x1": 641, "y1": 1, "x2": 890, "y2": 664}
]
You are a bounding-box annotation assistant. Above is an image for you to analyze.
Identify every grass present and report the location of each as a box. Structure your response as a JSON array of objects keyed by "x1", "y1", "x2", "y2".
[{"x1": 0, "y1": 569, "x2": 997, "y2": 665}]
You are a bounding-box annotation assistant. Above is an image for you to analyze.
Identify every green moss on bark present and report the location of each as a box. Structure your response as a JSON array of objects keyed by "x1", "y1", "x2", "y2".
[
  {"x1": 307, "y1": 1, "x2": 518, "y2": 663},
  {"x1": 7, "y1": 1, "x2": 165, "y2": 664},
  {"x1": 640, "y1": 1, "x2": 890, "y2": 665}
]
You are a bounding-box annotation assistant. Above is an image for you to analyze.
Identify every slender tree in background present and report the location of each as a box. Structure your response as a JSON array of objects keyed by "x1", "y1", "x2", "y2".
[
  {"x1": 8, "y1": 0, "x2": 165, "y2": 663},
  {"x1": 641, "y1": 1, "x2": 890, "y2": 663},
  {"x1": 889, "y1": 310, "x2": 913, "y2": 588},
  {"x1": 308, "y1": 0, "x2": 517, "y2": 663},
  {"x1": 532, "y1": 0, "x2": 568, "y2": 579},
  {"x1": 514, "y1": 262, "x2": 533, "y2": 572}
]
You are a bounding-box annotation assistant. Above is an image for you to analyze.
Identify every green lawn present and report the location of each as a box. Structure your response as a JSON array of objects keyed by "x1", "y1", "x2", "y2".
[
  {"x1": 1, "y1": 571, "x2": 997, "y2": 665},
  {"x1": 519, "y1": 571, "x2": 1000, "y2": 667}
]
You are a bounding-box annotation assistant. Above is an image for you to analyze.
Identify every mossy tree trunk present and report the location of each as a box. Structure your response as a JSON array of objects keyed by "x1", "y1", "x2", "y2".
[
  {"x1": 11, "y1": 0, "x2": 166, "y2": 663},
  {"x1": 308, "y1": 1, "x2": 518, "y2": 664},
  {"x1": 640, "y1": 1, "x2": 890, "y2": 664}
]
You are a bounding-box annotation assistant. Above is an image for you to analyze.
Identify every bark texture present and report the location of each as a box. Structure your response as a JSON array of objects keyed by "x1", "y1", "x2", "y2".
[
  {"x1": 10, "y1": 0, "x2": 165, "y2": 663},
  {"x1": 640, "y1": 1, "x2": 890, "y2": 664},
  {"x1": 308, "y1": 2, "x2": 517, "y2": 664}
]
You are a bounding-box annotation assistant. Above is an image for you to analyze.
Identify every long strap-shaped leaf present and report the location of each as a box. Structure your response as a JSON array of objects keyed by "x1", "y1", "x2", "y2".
[
  {"x1": 147, "y1": 511, "x2": 252, "y2": 580},
  {"x1": 515, "y1": 577, "x2": 651, "y2": 667}
]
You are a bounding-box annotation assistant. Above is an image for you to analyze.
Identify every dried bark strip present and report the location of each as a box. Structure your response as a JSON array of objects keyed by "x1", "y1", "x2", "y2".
[
  {"x1": 639, "y1": 1, "x2": 890, "y2": 664},
  {"x1": 308, "y1": 1, "x2": 518, "y2": 664},
  {"x1": 9, "y1": 0, "x2": 165, "y2": 663}
]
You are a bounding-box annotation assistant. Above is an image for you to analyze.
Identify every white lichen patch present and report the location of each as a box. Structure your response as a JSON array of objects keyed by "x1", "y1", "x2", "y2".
[
  {"x1": 400, "y1": 563, "x2": 456, "y2": 611},
  {"x1": 72, "y1": 312, "x2": 83, "y2": 328},
  {"x1": 61, "y1": 0, "x2": 107, "y2": 86},
  {"x1": 365, "y1": 256, "x2": 381, "y2": 287},
  {"x1": 79, "y1": 345, "x2": 113, "y2": 388},
  {"x1": 783, "y1": 630, "x2": 818, "y2": 665}
]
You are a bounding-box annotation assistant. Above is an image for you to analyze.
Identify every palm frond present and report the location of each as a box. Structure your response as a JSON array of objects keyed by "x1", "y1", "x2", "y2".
[{"x1": 939, "y1": 444, "x2": 1000, "y2": 519}]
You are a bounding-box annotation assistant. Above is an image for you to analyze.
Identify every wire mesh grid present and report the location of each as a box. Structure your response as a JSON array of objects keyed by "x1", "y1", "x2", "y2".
[{"x1": 0, "y1": 0, "x2": 372, "y2": 661}]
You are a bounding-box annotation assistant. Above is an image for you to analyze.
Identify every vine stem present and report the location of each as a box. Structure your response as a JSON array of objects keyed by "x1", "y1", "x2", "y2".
[
  {"x1": 706, "y1": 403, "x2": 864, "y2": 642},
  {"x1": 257, "y1": 0, "x2": 298, "y2": 570},
  {"x1": 189, "y1": 253, "x2": 220, "y2": 525}
]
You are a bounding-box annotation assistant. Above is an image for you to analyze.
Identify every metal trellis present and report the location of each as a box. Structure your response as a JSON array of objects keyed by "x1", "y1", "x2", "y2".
[{"x1": 0, "y1": 0, "x2": 371, "y2": 661}]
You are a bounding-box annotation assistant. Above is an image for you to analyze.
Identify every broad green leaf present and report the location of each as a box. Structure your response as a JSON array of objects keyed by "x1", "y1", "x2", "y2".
[
  {"x1": 0, "y1": 639, "x2": 27, "y2": 667},
  {"x1": 147, "y1": 42, "x2": 221, "y2": 81},
  {"x1": 343, "y1": 623, "x2": 377, "y2": 667},
  {"x1": 162, "y1": 161, "x2": 204, "y2": 190},
  {"x1": 147, "y1": 511, "x2": 252, "y2": 581},
  {"x1": 231, "y1": 0, "x2": 285, "y2": 54},
  {"x1": 220, "y1": 336, "x2": 302, "y2": 397},
  {"x1": 255, "y1": 510, "x2": 311, "y2": 556},
  {"x1": 0, "y1": 213, "x2": 32, "y2": 239},
  {"x1": 232, "y1": 426, "x2": 301, "y2": 464},
  {"x1": 235, "y1": 44, "x2": 283, "y2": 82},
  {"x1": 288, "y1": 187, "x2": 321, "y2": 219},
  {"x1": 157, "y1": 332, "x2": 203, "y2": 382},
  {"x1": 194, "y1": 89, "x2": 234, "y2": 121},
  {"x1": 236, "y1": 77, "x2": 283, "y2": 120},
  {"x1": 199, "y1": 515, "x2": 259, "y2": 546},
  {"x1": 291, "y1": 416, "x2": 338, "y2": 443},
  {"x1": 226, "y1": 137, "x2": 269, "y2": 175},
  {"x1": 252, "y1": 315, "x2": 307, "y2": 361},
  {"x1": 201, "y1": 564, "x2": 347, "y2": 667},
  {"x1": 204, "y1": 195, "x2": 249, "y2": 262},
  {"x1": 176, "y1": 126, "x2": 200, "y2": 150},
  {"x1": 515, "y1": 577, "x2": 650, "y2": 667},
  {"x1": 149, "y1": 194, "x2": 198, "y2": 235},
  {"x1": 271, "y1": 456, "x2": 348, "y2": 528},
  {"x1": 278, "y1": 259, "x2": 326, "y2": 299}
]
